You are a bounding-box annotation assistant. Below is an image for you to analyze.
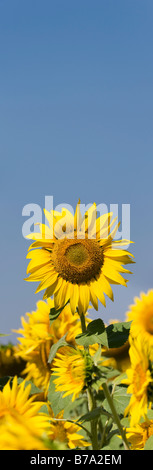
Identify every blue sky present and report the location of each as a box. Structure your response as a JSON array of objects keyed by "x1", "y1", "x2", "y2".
[{"x1": 1, "y1": 0, "x2": 153, "y2": 342}]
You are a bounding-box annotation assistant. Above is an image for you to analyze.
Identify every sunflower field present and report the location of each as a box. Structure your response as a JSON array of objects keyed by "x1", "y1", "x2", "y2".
[{"x1": 1, "y1": 202, "x2": 153, "y2": 451}]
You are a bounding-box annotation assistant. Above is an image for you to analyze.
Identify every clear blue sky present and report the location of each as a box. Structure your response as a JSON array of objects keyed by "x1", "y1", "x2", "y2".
[{"x1": 1, "y1": 0, "x2": 153, "y2": 342}]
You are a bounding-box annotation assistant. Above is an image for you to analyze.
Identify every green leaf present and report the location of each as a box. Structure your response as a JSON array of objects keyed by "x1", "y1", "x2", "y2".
[
  {"x1": 49, "y1": 301, "x2": 69, "y2": 325},
  {"x1": 146, "y1": 409, "x2": 153, "y2": 420},
  {"x1": 113, "y1": 372, "x2": 127, "y2": 386},
  {"x1": 39, "y1": 403, "x2": 50, "y2": 415},
  {"x1": 77, "y1": 406, "x2": 107, "y2": 424},
  {"x1": 100, "y1": 367, "x2": 120, "y2": 381},
  {"x1": 75, "y1": 319, "x2": 131, "y2": 349},
  {"x1": 17, "y1": 378, "x2": 42, "y2": 395},
  {"x1": 92, "y1": 345, "x2": 102, "y2": 365},
  {"x1": 120, "y1": 417, "x2": 130, "y2": 428},
  {"x1": 144, "y1": 435, "x2": 153, "y2": 450},
  {"x1": 75, "y1": 318, "x2": 107, "y2": 347},
  {"x1": 92, "y1": 375, "x2": 106, "y2": 392},
  {"x1": 103, "y1": 386, "x2": 130, "y2": 416},
  {"x1": 105, "y1": 321, "x2": 131, "y2": 348},
  {"x1": 48, "y1": 334, "x2": 73, "y2": 363},
  {"x1": 63, "y1": 395, "x2": 87, "y2": 419},
  {"x1": 102, "y1": 434, "x2": 124, "y2": 451},
  {"x1": 47, "y1": 374, "x2": 73, "y2": 416}
]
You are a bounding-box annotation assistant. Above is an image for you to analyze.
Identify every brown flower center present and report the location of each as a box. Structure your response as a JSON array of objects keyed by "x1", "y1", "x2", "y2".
[{"x1": 51, "y1": 238, "x2": 104, "y2": 283}]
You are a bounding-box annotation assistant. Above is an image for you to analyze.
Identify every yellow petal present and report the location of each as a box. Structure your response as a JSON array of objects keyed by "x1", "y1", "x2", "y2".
[
  {"x1": 70, "y1": 284, "x2": 79, "y2": 315},
  {"x1": 102, "y1": 264, "x2": 127, "y2": 286},
  {"x1": 78, "y1": 285, "x2": 90, "y2": 314},
  {"x1": 35, "y1": 272, "x2": 58, "y2": 293},
  {"x1": 98, "y1": 273, "x2": 114, "y2": 301},
  {"x1": 89, "y1": 285, "x2": 99, "y2": 310},
  {"x1": 92, "y1": 280, "x2": 106, "y2": 306}
]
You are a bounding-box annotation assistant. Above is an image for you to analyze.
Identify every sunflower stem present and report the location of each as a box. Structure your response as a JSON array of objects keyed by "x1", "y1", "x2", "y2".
[
  {"x1": 87, "y1": 386, "x2": 99, "y2": 450},
  {"x1": 79, "y1": 310, "x2": 99, "y2": 449},
  {"x1": 102, "y1": 382, "x2": 130, "y2": 450},
  {"x1": 79, "y1": 311, "x2": 87, "y2": 334}
]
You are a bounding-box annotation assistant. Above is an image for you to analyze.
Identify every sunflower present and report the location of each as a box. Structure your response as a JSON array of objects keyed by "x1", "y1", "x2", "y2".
[
  {"x1": 15, "y1": 298, "x2": 89, "y2": 392},
  {"x1": 52, "y1": 347, "x2": 92, "y2": 402},
  {"x1": 0, "y1": 375, "x2": 46, "y2": 419},
  {"x1": 122, "y1": 335, "x2": 153, "y2": 426},
  {"x1": 25, "y1": 201, "x2": 134, "y2": 314},
  {"x1": 125, "y1": 419, "x2": 153, "y2": 450},
  {"x1": 0, "y1": 376, "x2": 50, "y2": 450},
  {"x1": 49, "y1": 409, "x2": 89, "y2": 449},
  {"x1": 126, "y1": 290, "x2": 153, "y2": 349}
]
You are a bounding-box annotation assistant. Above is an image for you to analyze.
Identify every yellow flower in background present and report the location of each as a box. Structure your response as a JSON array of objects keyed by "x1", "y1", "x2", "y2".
[
  {"x1": 0, "y1": 414, "x2": 50, "y2": 450},
  {"x1": 125, "y1": 419, "x2": 153, "y2": 450},
  {"x1": 49, "y1": 410, "x2": 89, "y2": 449},
  {"x1": 123, "y1": 336, "x2": 153, "y2": 426},
  {"x1": 52, "y1": 347, "x2": 91, "y2": 402},
  {"x1": 100, "y1": 318, "x2": 130, "y2": 372},
  {"x1": 14, "y1": 298, "x2": 90, "y2": 392},
  {"x1": 126, "y1": 290, "x2": 153, "y2": 349},
  {"x1": 101, "y1": 340, "x2": 130, "y2": 372},
  {"x1": 0, "y1": 376, "x2": 87, "y2": 450},
  {"x1": 25, "y1": 201, "x2": 134, "y2": 314},
  {"x1": 0, "y1": 344, "x2": 25, "y2": 378},
  {"x1": 0, "y1": 376, "x2": 50, "y2": 450},
  {"x1": 0, "y1": 375, "x2": 46, "y2": 419}
]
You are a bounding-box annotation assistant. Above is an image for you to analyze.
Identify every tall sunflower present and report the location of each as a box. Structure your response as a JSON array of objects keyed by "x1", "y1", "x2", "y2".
[
  {"x1": 123, "y1": 335, "x2": 153, "y2": 426},
  {"x1": 25, "y1": 202, "x2": 134, "y2": 314},
  {"x1": 14, "y1": 298, "x2": 89, "y2": 392}
]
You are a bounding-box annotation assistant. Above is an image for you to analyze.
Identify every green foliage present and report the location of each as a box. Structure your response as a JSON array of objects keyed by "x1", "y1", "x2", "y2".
[
  {"x1": 0, "y1": 316, "x2": 147, "y2": 451},
  {"x1": 75, "y1": 318, "x2": 131, "y2": 348},
  {"x1": 103, "y1": 386, "x2": 130, "y2": 416},
  {"x1": 105, "y1": 321, "x2": 131, "y2": 348},
  {"x1": 144, "y1": 435, "x2": 153, "y2": 450},
  {"x1": 77, "y1": 406, "x2": 108, "y2": 424},
  {"x1": 48, "y1": 334, "x2": 74, "y2": 363},
  {"x1": 47, "y1": 374, "x2": 74, "y2": 416},
  {"x1": 102, "y1": 434, "x2": 124, "y2": 451},
  {"x1": 17, "y1": 377, "x2": 42, "y2": 395},
  {"x1": 49, "y1": 301, "x2": 69, "y2": 325},
  {"x1": 75, "y1": 318, "x2": 107, "y2": 347}
]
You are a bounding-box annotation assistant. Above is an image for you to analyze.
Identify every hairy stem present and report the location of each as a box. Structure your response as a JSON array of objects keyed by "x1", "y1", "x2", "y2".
[
  {"x1": 79, "y1": 311, "x2": 87, "y2": 334},
  {"x1": 79, "y1": 310, "x2": 99, "y2": 450},
  {"x1": 87, "y1": 386, "x2": 99, "y2": 450},
  {"x1": 102, "y1": 382, "x2": 130, "y2": 450}
]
